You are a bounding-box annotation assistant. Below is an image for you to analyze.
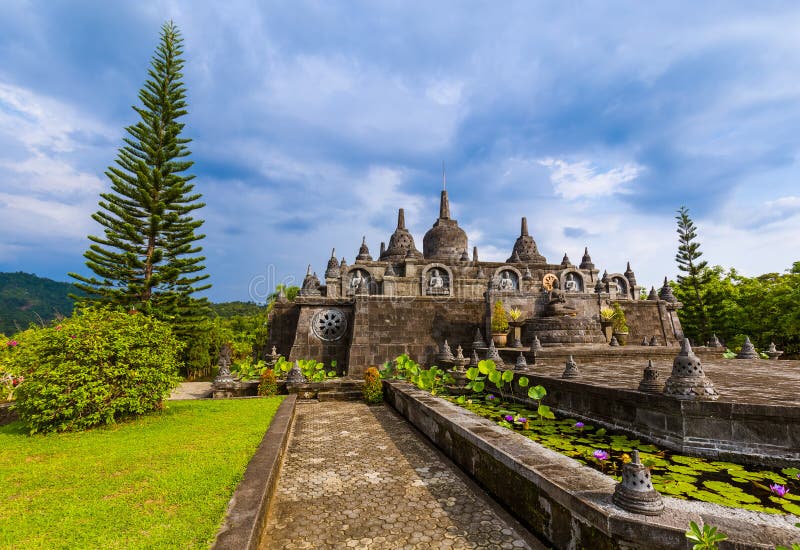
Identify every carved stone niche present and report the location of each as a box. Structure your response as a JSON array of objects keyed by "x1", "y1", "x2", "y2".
[
  {"x1": 346, "y1": 268, "x2": 373, "y2": 295},
  {"x1": 493, "y1": 267, "x2": 520, "y2": 292},
  {"x1": 422, "y1": 264, "x2": 452, "y2": 296},
  {"x1": 560, "y1": 270, "x2": 584, "y2": 293}
]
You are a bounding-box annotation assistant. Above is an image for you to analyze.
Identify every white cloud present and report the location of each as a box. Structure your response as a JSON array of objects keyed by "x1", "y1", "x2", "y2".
[
  {"x1": 0, "y1": 81, "x2": 112, "y2": 255},
  {"x1": 539, "y1": 158, "x2": 643, "y2": 200}
]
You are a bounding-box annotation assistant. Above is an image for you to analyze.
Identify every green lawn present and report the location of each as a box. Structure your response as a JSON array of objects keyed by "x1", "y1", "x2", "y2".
[{"x1": 0, "y1": 397, "x2": 285, "y2": 549}]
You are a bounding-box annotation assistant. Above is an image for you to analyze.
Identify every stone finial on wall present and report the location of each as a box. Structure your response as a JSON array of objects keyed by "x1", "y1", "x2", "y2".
[
  {"x1": 325, "y1": 248, "x2": 340, "y2": 279},
  {"x1": 647, "y1": 286, "x2": 658, "y2": 300},
  {"x1": 708, "y1": 334, "x2": 722, "y2": 348},
  {"x1": 530, "y1": 335, "x2": 543, "y2": 352},
  {"x1": 356, "y1": 236, "x2": 373, "y2": 261},
  {"x1": 736, "y1": 336, "x2": 759, "y2": 359},
  {"x1": 609, "y1": 336, "x2": 619, "y2": 347},
  {"x1": 515, "y1": 352, "x2": 527, "y2": 370},
  {"x1": 649, "y1": 336, "x2": 658, "y2": 347},
  {"x1": 437, "y1": 339, "x2": 455, "y2": 363},
  {"x1": 612, "y1": 450, "x2": 664, "y2": 515},
  {"x1": 658, "y1": 277, "x2": 677, "y2": 303},
  {"x1": 663, "y1": 339, "x2": 718, "y2": 400},
  {"x1": 766, "y1": 342, "x2": 783, "y2": 360},
  {"x1": 486, "y1": 340, "x2": 504, "y2": 366},
  {"x1": 472, "y1": 327, "x2": 487, "y2": 349},
  {"x1": 561, "y1": 355, "x2": 579, "y2": 378},
  {"x1": 579, "y1": 246, "x2": 595, "y2": 270},
  {"x1": 638, "y1": 360, "x2": 661, "y2": 393}
]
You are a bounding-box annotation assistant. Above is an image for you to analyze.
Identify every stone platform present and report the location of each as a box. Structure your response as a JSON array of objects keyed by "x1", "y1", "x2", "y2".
[
  {"x1": 261, "y1": 401, "x2": 543, "y2": 549},
  {"x1": 495, "y1": 356, "x2": 800, "y2": 466}
]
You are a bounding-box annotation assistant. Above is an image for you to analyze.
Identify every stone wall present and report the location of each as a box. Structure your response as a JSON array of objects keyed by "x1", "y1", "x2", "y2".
[
  {"x1": 346, "y1": 295, "x2": 486, "y2": 376},
  {"x1": 501, "y1": 372, "x2": 800, "y2": 467},
  {"x1": 385, "y1": 381, "x2": 799, "y2": 549}
]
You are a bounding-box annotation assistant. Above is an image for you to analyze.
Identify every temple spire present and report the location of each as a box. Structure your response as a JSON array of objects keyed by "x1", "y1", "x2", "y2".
[
  {"x1": 442, "y1": 161, "x2": 446, "y2": 191},
  {"x1": 521, "y1": 217, "x2": 529, "y2": 236},
  {"x1": 397, "y1": 208, "x2": 405, "y2": 230},
  {"x1": 439, "y1": 189, "x2": 450, "y2": 219}
]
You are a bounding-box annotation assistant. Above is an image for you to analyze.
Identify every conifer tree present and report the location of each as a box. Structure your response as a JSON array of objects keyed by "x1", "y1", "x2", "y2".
[
  {"x1": 70, "y1": 21, "x2": 210, "y2": 334},
  {"x1": 674, "y1": 205, "x2": 711, "y2": 342}
]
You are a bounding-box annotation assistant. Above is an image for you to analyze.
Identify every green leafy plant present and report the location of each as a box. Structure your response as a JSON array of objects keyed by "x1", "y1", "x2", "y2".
[
  {"x1": 257, "y1": 368, "x2": 278, "y2": 396},
  {"x1": 231, "y1": 356, "x2": 266, "y2": 380},
  {"x1": 491, "y1": 300, "x2": 509, "y2": 333},
  {"x1": 272, "y1": 357, "x2": 337, "y2": 381},
  {"x1": 508, "y1": 307, "x2": 523, "y2": 322},
  {"x1": 527, "y1": 384, "x2": 555, "y2": 422},
  {"x1": 611, "y1": 302, "x2": 629, "y2": 333},
  {"x1": 685, "y1": 521, "x2": 728, "y2": 550},
  {"x1": 12, "y1": 308, "x2": 182, "y2": 434},
  {"x1": 363, "y1": 366, "x2": 383, "y2": 404},
  {"x1": 600, "y1": 307, "x2": 615, "y2": 322}
]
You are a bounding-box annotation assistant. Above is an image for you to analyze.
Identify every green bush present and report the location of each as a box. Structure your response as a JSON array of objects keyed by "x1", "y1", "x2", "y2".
[
  {"x1": 491, "y1": 300, "x2": 509, "y2": 333},
  {"x1": 11, "y1": 308, "x2": 182, "y2": 434},
  {"x1": 611, "y1": 302, "x2": 629, "y2": 333},
  {"x1": 258, "y1": 369, "x2": 278, "y2": 396},
  {"x1": 363, "y1": 367, "x2": 383, "y2": 404}
]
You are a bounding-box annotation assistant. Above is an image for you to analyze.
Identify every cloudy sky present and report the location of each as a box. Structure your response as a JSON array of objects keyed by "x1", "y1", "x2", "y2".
[{"x1": 1, "y1": 1, "x2": 798, "y2": 302}]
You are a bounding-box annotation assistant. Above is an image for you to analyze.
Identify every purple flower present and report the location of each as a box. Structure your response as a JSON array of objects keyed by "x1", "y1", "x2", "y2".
[
  {"x1": 504, "y1": 415, "x2": 514, "y2": 422},
  {"x1": 593, "y1": 450, "x2": 610, "y2": 461},
  {"x1": 575, "y1": 422, "x2": 584, "y2": 428},
  {"x1": 517, "y1": 417, "x2": 528, "y2": 424},
  {"x1": 770, "y1": 484, "x2": 790, "y2": 497},
  {"x1": 796, "y1": 473, "x2": 800, "y2": 481},
  {"x1": 487, "y1": 395, "x2": 496, "y2": 400}
]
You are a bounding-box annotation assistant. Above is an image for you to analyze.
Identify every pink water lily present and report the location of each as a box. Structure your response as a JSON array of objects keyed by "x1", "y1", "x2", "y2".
[
  {"x1": 593, "y1": 450, "x2": 610, "y2": 461},
  {"x1": 6, "y1": 340, "x2": 18, "y2": 347},
  {"x1": 770, "y1": 484, "x2": 790, "y2": 497}
]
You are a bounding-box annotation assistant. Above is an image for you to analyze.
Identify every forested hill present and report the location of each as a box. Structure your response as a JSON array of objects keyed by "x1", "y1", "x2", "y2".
[{"x1": 0, "y1": 272, "x2": 80, "y2": 334}]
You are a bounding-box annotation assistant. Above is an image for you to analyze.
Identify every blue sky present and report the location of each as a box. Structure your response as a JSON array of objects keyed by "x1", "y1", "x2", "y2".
[{"x1": 1, "y1": 1, "x2": 798, "y2": 302}]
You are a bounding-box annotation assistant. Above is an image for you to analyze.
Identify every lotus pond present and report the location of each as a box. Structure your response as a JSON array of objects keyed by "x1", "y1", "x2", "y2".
[{"x1": 444, "y1": 394, "x2": 800, "y2": 516}]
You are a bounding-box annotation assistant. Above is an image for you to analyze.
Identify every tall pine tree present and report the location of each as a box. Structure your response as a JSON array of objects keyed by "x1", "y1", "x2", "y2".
[
  {"x1": 674, "y1": 205, "x2": 711, "y2": 343},
  {"x1": 71, "y1": 21, "x2": 210, "y2": 336}
]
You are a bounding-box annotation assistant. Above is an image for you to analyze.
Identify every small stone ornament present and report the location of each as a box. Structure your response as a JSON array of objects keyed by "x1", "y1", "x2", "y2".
[
  {"x1": 708, "y1": 333, "x2": 722, "y2": 348},
  {"x1": 486, "y1": 340, "x2": 504, "y2": 366},
  {"x1": 612, "y1": 450, "x2": 664, "y2": 516},
  {"x1": 735, "y1": 336, "x2": 759, "y2": 359},
  {"x1": 511, "y1": 336, "x2": 523, "y2": 348},
  {"x1": 286, "y1": 360, "x2": 307, "y2": 384},
  {"x1": 766, "y1": 342, "x2": 783, "y2": 360},
  {"x1": 647, "y1": 286, "x2": 658, "y2": 301},
  {"x1": 561, "y1": 355, "x2": 579, "y2": 379},
  {"x1": 472, "y1": 327, "x2": 487, "y2": 349},
  {"x1": 530, "y1": 336, "x2": 543, "y2": 353},
  {"x1": 638, "y1": 360, "x2": 661, "y2": 393},
  {"x1": 663, "y1": 339, "x2": 718, "y2": 400},
  {"x1": 515, "y1": 352, "x2": 528, "y2": 370},
  {"x1": 469, "y1": 349, "x2": 480, "y2": 368},
  {"x1": 213, "y1": 343, "x2": 236, "y2": 383},
  {"x1": 437, "y1": 339, "x2": 455, "y2": 363},
  {"x1": 649, "y1": 336, "x2": 658, "y2": 347},
  {"x1": 641, "y1": 336, "x2": 648, "y2": 346},
  {"x1": 609, "y1": 336, "x2": 619, "y2": 347},
  {"x1": 453, "y1": 345, "x2": 468, "y2": 370}
]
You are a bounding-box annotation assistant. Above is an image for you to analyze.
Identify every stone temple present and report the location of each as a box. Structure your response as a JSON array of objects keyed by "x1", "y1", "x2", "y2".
[{"x1": 268, "y1": 187, "x2": 684, "y2": 376}]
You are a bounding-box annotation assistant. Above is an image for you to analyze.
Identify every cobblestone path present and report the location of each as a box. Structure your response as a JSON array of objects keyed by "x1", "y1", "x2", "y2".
[{"x1": 261, "y1": 401, "x2": 542, "y2": 550}]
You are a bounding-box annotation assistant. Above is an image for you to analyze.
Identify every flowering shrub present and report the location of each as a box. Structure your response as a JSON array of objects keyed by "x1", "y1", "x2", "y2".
[
  {"x1": 257, "y1": 369, "x2": 278, "y2": 396},
  {"x1": 11, "y1": 308, "x2": 182, "y2": 434},
  {"x1": 363, "y1": 366, "x2": 383, "y2": 404}
]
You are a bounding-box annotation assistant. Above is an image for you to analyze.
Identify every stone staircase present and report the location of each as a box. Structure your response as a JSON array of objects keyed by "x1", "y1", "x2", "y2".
[{"x1": 289, "y1": 377, "x2": 365, "y2": 402}]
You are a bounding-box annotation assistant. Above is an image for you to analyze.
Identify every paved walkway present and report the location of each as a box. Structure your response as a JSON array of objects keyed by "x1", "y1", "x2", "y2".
[
  {"x1": 168, "y1": 381, "x2": 212, "y2": 400},
  {"x1": 261, "y1": 401, "x2": 542, "y2": 550}
]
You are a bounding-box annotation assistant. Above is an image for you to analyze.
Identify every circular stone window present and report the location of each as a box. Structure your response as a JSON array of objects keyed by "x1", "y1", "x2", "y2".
[{"x1": 311, "y1": 309, "x2": 348, "y2": 341}]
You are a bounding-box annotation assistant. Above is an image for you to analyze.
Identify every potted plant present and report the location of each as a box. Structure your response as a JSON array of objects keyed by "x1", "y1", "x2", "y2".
[
  {"x1": 599, "y1": 307, "x2": 615, "y2": 341},
  {"x1": 507, "y1": 307, "x2": 525, "y2": 348},
  {"x1": 491, "y1": 300, "x2": 510, "y2": 347},
  {"x1": 611, "y1": 302, "x2": 629, "y2": 345}
]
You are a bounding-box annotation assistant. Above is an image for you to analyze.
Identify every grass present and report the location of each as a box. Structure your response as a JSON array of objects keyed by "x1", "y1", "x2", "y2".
[{"x1": 0, "y1": 397, "x2": 285, "y2": 549}]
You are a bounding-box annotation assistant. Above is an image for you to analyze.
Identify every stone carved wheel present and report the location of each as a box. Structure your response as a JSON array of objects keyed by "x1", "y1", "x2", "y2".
[
  {"x1": 311, "y1": 309, "x2": 348, "y2": 341},
  {"x1": 542, "y1": 273, "x2": 558, "y2": 291}
]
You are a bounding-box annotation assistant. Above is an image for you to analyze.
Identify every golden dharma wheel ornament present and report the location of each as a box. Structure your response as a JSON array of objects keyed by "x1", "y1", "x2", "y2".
[{"x1": 542, "y1": 273, "x2": 558, "y2": 291}]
